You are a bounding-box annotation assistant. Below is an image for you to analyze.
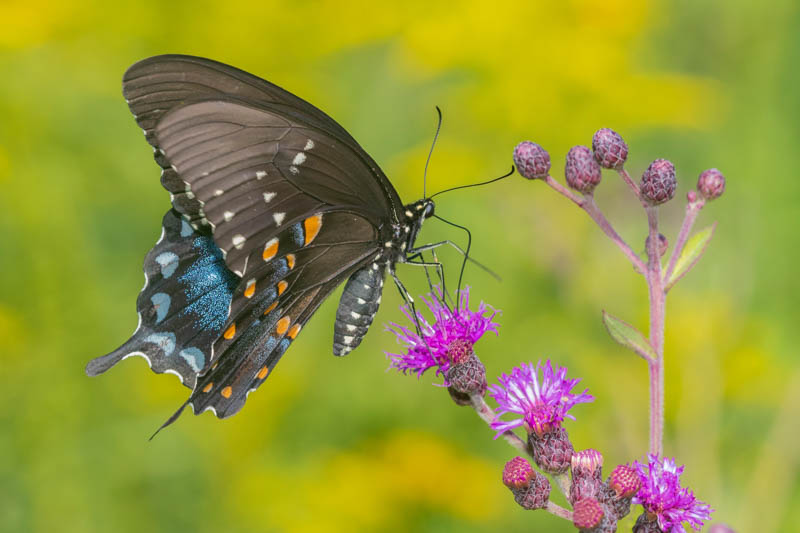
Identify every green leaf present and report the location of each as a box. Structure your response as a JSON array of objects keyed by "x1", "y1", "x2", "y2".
[
  {"x1": 665, "y1": 223, "x2": 716, "y2": 290},
  {"x1": 602, "y1": 311, "x2": 656, "y2": 361}
]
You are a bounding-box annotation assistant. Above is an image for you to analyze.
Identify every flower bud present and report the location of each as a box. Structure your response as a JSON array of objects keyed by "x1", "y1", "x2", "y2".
[
  {"x1": 645, "y1": 233, "x2": 668, "y2": 258},
  {"x1": 565, "y1": 146, "x2": 603, "y2": 193},
  {"x1": 573, "y1": 498, "x2": 605, "y2": 530},
  {"x1": 512, "y1": 470, "x2": 551, "y2": 510},
  {"x1": 687, "y1": 190, "x2": 698, "y2": 204},
  {"x1": 445, "y1": 352, "x2": 487, "y2": 397},
  {"x1": 640, "y1": 159, "x2": 677, "y2": 205},
  {"x1": 502, "y1": 456, "x2": 534, "y2": 489},
  {"x1": 633, "y1": 513, "x2": 661, "y2": 533},
  {"x1": 514, "y1": 141, "x2": 551, "y2": 179},
  {"x1": 697, "y1": 168, "x2": 725, "y2": 200},
  {"x1": 592, "y1": 128, "x2": 628, "y2": 169},
  {"x1": 608, "y1": 464, "x2": 641, "y2": 498},
  {"x1": 570, "y1": 449, "x2": 604, "y2": 504},
  {"x1": 529, "y1": 427, "x2": 574, "y2": 474}
]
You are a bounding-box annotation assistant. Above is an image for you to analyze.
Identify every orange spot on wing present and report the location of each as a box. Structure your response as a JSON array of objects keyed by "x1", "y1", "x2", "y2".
[
  {"x1": 286, "y1": 253, "x2": 296, "y2": 269},
  {"x1": 277, "y1": 280, "x2": 288, "y2": 295},
  {"x1": 303, "y1": 214, "x2": 322, "y2": 245},
  {"x1": 202, "y1": 382, "x2": 213, "y2": 393},
  {"x1": 288, "y1": 324, "x2": 301, "y2": 339},
  {"x1": 263, "y1": 301, "x2": 278, "y2": 315},
  {"x1": 262, "y1": 238, "x2": 279, "y2": 261},
  {"x1": 257, "y1": 366, "x2": 269, "y2": 380},
  {"x1": 244, "y1": 279, "x2": 256, "y2": 298},
  {"x1": 221, "y1": 386, "x2": 232, "y2": 399},
  {"x1": 223, "y1": 323, "x2": 236, "y2": 339},
  {"x1": 276, "y1": 317, "x2": 291, "y2": 336}
]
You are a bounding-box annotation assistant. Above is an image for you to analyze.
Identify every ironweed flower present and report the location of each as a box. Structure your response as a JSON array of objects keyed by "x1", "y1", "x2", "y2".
[
  {"x1": 489, "y1": 360, "x2": 593, "y2": 437},
  {"x1": 386, "y1": 288, "x2": 499, "y2": 381},
  {"x1": 633, "y1": 455, "x2": 713, "y2": 532}
]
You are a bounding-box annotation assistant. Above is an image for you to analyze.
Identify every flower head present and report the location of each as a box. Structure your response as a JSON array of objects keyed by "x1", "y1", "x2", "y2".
[
  {"x1": 514, "y1": 141, "x2": 551, "y2": 179},
  {"x1": 592, "y1": 128, "x2": 629, "y2": 169},
  {"x1": 489, "y1": 360, "x2": 593, "y2": 437},
  {"x1": 386, "y1": 287, "x2": 499, "y2": 380},
  {"x1": 633, "y1": 455, "x2": 713, "y2": 532}
]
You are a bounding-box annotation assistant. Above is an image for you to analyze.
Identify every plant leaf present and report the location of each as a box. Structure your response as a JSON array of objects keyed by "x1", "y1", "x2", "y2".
[
  {"x1": 602, "y1": 311, "x2": 656, "y2": 362},
  {"x1": 665, "y1": 223, "x2": 716, "y2": 290}
]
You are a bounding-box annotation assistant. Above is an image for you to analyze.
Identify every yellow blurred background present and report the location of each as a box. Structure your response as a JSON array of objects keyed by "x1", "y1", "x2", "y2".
[{"x1": 1, "y1": 1, "x2": 797, "y2": 531}]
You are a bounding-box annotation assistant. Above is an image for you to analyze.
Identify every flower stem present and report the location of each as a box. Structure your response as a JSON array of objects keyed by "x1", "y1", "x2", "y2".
[
  {"x1": 616, "y1": 167, "x2": 641, "y2": 199},
  {"x1": 645, "y1": 206, "x2": 666, "y2": 457},
  {"x1": 546, "y1": 501, "x2": 573, "y2": 521},
  {"x1": 663, "y1": 198, "x2": 705, "y2": 286},
  {"x1": 469, "y1": 393, "x2": 529, "y2": 455},
  {"x1": 543, "y1": 176, "x2": 646, "y2": 273},
  {"x1": 552, "y1": 472, "x2": 571, "y2": 500}
]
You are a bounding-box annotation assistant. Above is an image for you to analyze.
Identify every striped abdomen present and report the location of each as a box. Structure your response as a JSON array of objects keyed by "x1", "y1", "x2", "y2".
[{"x1": 333, "y1": 262, "x2": 386, "y2": 355}]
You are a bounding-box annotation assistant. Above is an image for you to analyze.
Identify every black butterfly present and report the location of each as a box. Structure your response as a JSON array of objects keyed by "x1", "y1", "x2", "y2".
[{"x1": 85, "y1": 55, "x2": 470, "y2": 428}]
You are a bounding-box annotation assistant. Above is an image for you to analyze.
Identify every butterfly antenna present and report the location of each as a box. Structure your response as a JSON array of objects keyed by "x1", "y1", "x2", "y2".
[
  {"x1": 432, "y1": 214, "x2": 473, "y2": 312},
  {"x1": 430, "y1": 166, "x2": 515, "y2": 199},
  {"x1": 423, "y1": 106, "x2": 443, "y2": 198}
]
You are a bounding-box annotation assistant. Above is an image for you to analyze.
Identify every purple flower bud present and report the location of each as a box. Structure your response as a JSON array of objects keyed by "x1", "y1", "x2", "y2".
[
  {"x1": 633, "y1": 513, "x2": 661, "y2": 533},
  {"x1": 697, "y1": 168, "x2": 726, "y2": 200},
  {"x1": 570, "y1": 449, "x2": 605, "y2": 504},
  {"x1": 502, "y1": 456, "x2": 534, "y2": 489},
  {"x1": 592, "y1": 128, "x2": 628, "y2": 169},
  {"x1": 511, "y1": 470, "x2": 551, "y2": 510},
  {"x1": 565, "y1": 146, "x2": 603, "y2": 193},
  {"x1": 445, "y1": 352, "x2": 487, "y2": 397},
  {"x1": 645, "y1": 233, "x2": 669, "y2": 258},
  {"x1": 687, "y1": 190, "x2": 698, "y2": 203},
  {"x1": 573, "y1": 498, "x2": 605, "y2": 530},
  {"x1": 609, "y1": 464, "x2": 641, "y2": 498},
  {"x1": 514, "y1": 141, "x2": 551, "y2": 179},
  {"x1": 640, "y1": 159, "x2": 677, "y2": 205},
  {"x1": 529, "y1": 427, "x2": 575, "y2": 475}
]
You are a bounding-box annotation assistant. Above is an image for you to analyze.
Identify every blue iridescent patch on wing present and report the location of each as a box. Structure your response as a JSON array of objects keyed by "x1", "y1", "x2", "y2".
[
  {"x1": 178, "y1": 347, "x2": 205, "y2": 372},
  {"x1": 150, "y1": 292, "x2": 171, "y2": 324},
  {"x1": 155, "y1": 252, "x2": 180, "y2": 278},
  {"x1": 289, "y1": 222, "x2": 305, "y2": 247},
  {"x1": 179, "y1": 236, "x2": 238, "y2": 331},
  {"x1": 144, "y1": 332, "x2": 177, "y2": 356}
]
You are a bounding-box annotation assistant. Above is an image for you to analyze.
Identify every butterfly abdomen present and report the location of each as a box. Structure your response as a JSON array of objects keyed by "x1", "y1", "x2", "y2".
[{"x1": 333, "y1": 262, "x2": 386, "y2": 356}]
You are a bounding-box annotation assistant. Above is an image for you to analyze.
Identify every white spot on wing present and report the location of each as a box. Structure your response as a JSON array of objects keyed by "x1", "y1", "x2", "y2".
[
  {"x1": 292, "y1": 152, "x2": 307, "y2": 166},
  {"x1": 273, "y1": 212, "x2": 285, "y2": 226},
  {"x1": 223, "y1": 211, "x2": 235, "y2": 222},
  {"x1": 214, "y1": 189, "x2": 224, "y2": 197},
  {"x1": 263, "y1": 192, "x2": 276, "y2": 203},
  {"x1": 304, "y1": 139, "x2": 315, "y2": 151},
  {"x1": 232, "y1": 234, "x2": 246, "y2": 249},
  {"x1": 289, "y1": 166, "x2": 299, "y2": 175},
  {"x1": 256, "y1": 170, "x2": 267, "y2": 179}
]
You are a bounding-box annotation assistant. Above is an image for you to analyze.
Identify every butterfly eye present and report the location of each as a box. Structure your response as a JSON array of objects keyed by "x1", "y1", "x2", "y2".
[{"x1": 423, "y1": 201, "x2": 435, "y2": 218}]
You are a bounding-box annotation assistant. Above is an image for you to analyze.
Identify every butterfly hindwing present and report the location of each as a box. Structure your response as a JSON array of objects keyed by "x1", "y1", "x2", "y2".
[{"x1": 86, "y1": 210, "x2": 237, "y2": 388}]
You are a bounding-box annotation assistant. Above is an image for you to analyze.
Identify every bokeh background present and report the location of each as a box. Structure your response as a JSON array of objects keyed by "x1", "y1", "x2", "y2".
[{"x1": 1, "y1": 1, "x2": 798, "y2": 531}]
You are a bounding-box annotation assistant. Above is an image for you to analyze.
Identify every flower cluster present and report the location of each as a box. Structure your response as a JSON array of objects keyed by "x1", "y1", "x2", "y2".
[
  {"x1": 633, "y1": 455, "x2": 713, "y2": 532},
  {"x1": 386, "y1": 287, "x2": 499, "y2": 381}
]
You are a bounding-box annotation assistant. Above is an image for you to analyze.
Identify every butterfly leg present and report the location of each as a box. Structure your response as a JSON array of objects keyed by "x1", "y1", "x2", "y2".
[
  {"x1": 388, "y1": 264, "x2": 428, "y2": 338},
  {"x1": 404, "y1": 254, "x2": 451, "y2": 311}
]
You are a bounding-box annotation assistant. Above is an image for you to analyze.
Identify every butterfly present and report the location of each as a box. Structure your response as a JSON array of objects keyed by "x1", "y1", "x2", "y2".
[{"x1": 85, "y1": 54, "x2": 470, "y2": 429}]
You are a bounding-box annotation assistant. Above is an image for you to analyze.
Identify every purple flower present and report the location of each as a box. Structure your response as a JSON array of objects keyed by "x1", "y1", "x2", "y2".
[
  {"x1": 489, "y1": 361, "x2": 593, "y2": 437},
  {"x1": 386, "y1": 287, "x2": 499, "y2": 380},
  {"x1": 633, "y1": 454, "x2": 713, "y2": 532}
]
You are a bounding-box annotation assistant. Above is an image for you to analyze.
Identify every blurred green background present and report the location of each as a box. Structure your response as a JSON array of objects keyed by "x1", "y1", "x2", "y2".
[{"x1": 1, "y1": 1, "x2": 797, "y2": 531}]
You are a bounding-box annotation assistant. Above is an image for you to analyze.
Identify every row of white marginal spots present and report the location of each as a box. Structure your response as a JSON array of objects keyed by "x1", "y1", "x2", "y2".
[{"x1": 230, "y1": 138, "x2": 315, "y2": 251}]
